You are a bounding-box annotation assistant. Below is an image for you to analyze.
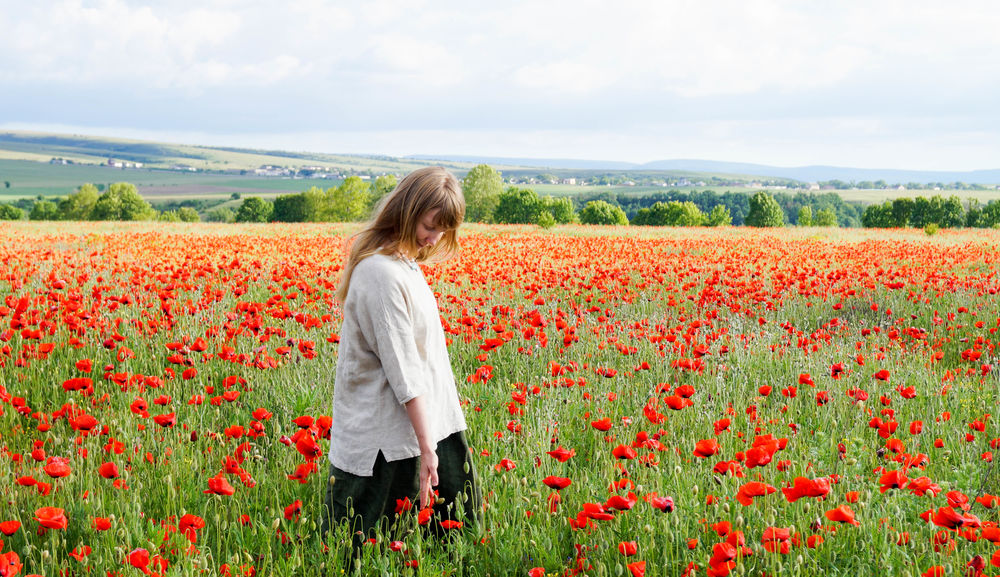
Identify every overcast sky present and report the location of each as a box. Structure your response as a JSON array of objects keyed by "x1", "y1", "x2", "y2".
[{"x1": 2, "y1": 0, "x2": 999, "y2": 169}]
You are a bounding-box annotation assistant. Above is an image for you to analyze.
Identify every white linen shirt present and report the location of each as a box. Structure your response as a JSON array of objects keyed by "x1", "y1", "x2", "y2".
[{"x1": 328, "y1": 252, "x2": 467, "y2": 477}]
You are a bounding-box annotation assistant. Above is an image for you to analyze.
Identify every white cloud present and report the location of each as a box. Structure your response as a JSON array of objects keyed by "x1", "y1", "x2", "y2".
[{"x1": 3, "y1": 0, "x2": 1000, "y2": 167}]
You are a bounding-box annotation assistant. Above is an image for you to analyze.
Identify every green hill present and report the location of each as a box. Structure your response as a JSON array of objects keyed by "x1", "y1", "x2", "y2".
[{"x1": 0, "y1": 130, "x2": 478, "y2": 173}]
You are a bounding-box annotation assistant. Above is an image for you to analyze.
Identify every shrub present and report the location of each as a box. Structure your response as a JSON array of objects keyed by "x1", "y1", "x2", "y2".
[{"x1": 579, "y1": 200, "x2": 628, "y2": 225}]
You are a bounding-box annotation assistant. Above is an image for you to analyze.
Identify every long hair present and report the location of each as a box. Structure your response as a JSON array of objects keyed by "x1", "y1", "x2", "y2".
[{"x1": 335, "y1": 166, "x2": 465, "y2": 302}]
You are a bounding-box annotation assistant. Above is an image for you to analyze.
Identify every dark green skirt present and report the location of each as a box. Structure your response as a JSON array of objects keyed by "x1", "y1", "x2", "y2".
[{"x1": 321, "y1": 430, "x2": 481, "y2": 545}]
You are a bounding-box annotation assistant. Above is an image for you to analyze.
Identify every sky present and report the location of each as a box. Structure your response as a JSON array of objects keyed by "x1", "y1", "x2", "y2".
[{"x1": 2, "y1": 0, "x2": 1000, "y2": 170}]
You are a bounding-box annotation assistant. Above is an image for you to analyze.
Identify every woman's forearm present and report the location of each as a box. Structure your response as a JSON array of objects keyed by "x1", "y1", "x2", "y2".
[{"x1": 405, "y1": 395, "x2": 439, "y2": 508}]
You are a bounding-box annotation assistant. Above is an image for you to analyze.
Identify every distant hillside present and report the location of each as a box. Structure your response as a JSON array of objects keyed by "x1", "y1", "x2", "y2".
[
  {"x1": 4, "y1": 130, "x2": 998, "y2": 185},
  {"x1": 0, "y1": 131, "x2": 472, "y2": 174},
  {"x1": 638, "y1": 160, "x2": 1000, "y2": 185},
  {"x1": 411, "y1": 154, "x2": 1000, "y2": 185}
]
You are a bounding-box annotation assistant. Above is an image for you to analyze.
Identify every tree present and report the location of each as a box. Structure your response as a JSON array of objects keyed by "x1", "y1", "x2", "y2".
[
  {"x1": 323, "y1": 177, "x2": 370, "y2": 222},
  {"x1": 966, "y1": 199, "x2": 983, "y2": 228},
  {"x1": 579, "y1": 200, "x2": 628, "y2": 225},
  {"x1": 981, "y1": 201, "x2": 1000, "y2": 228},
  {"x1": 664, "y1": 201, "x2": 704, "y2": 226},
  {"x1": 495, "y1": 187, "x2": 542, "y2": 224},
  {"x1": 235, "y1": 197, "x2": 273, "y2": 223},
  {"x1": 813, "y1": 207, "x2": 838, "y2": 227},
  {"x1": 940, "y1": 195, "x2": 965, "y2": 228},
  {"x1": 371, "y1": 174, "x2": 398, "y2": 210},
  {"x1": 58, "y1": 183, "x2": 100, "y2": 220},
  {"x1": 177, "y1": 207, "x2": 200, "y2": 222},
  {"x1": 204, "y1": 206, "x2": 235, "y2": 223},
  {"x1": 272, "y1": 193, "x2": 309, "y2": 223},
  {"x1": 797, "y1": 206, "x2": 813, "y2": 226},
  {"x1": 632, "y1": 202, "x2": 669, "y2": 226},
  {"x1": 0, "y1": 204, "x2": 23, "y2": 220},
  {"x1": 540, "y1": 196, "x2": 576, "y2": 224},
  {"x1": 91, "y1": 182, "x2": 155, "y2": 221},
  {"x1": 462, "y1": 165, "x2": 503, "y2": 223},
  {"x1": 536, "y1": 211, "x2": 556, "y2": 229},
  {"x1": 706, "y1": 205, "x2": 732, "y2": 227},
  {"x1": 29, "y1": 200, "x2": 60, "y2": 221},
  {"x1": 745, "y1": 191, "x2": 784, "y2": 227},
  {"x1": 633, "y1": 201, "x2": 705, "y2": 226},
  {"x1": 910, "y1": 196, "x2": 932, "y2": 228},
  {"x1": 158, "y1": 210, "x2": 182, "y2": 222},
  {"x1": 862, "y1": 202, "x2": 893, "y2": 228},
  {"x1": 890, "y1": 198, "x2": 914, "y2": 227}
]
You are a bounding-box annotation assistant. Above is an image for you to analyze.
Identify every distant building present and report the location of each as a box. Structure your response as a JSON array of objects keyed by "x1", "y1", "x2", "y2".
[{"x1": 254, "y1": 165, "x2": 291, "y2": 177}]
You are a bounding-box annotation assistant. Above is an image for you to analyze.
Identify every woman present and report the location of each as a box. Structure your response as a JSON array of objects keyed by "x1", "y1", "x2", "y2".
[{"x1": 323, "y1": 166, "x2": 480, "y2": 554}]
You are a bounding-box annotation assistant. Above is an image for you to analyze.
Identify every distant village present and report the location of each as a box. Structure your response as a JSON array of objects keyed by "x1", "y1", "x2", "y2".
[{"x1": 47, "y1": 156, "x2": 998, "y2": 192}]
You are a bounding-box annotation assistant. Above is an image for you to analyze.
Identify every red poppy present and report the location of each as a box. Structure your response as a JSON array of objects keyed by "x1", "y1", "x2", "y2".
[
  {"x1": 35, "y1": 507, "x2": 68, "y2": 530},
  {"x1": 825, "y1": 505, "x2": 860, "y2": 525},
  {"x1": 627, "y1": 560, "x2": 646, "y2": 577},
  {"x1": 605, "y1": 492, "x2": 637, "y2": 511},
  {"x1": 0, "y1": 551, "x2": 22, "y2": 577},
  {"x1": 203, "y1": 473, "x2": 236, "y2": 496},
  {"x1": 546, "y1": 446, "x2": 575, "y2": 462},
  {"x1": 179, "y1": 514, "x2": 205, "y2": 543},
  {"x1": 69, "y1": 545, "x2": 92, "y2": 561},
  {"x1": 612, "y1": 444, "x2": 637, "y2": 460},
  {"x1": 0, "y1": 520, "x2": 20, "y2": 536},
  {"x1": 735, "y1": 482, "x2": 777, "y2": 506},
  {"x1": 295, "y1": 433, "x2": 321, "y2": 461},
  {"x1": 693, "y1": 439, "x2": 720, "y2": 458},
  {"x1": 931, "y1": 506, "x2": 967, "y2": 529},
  {"x1": 542, "y1": 476, "x2": 572, "y2": 490},
  {"x1": 126, "y1": 548, "x2": 150, "y2": 570},
  {"x1": 43, "y1": 457, "x2": 71, "y2": 478},
  {"x1": 284, "y1": 499, "x2": 302, "y2": 521},
  {"x1": 647, "y1": 494, "x2": 675, "y2": 513},
  {"x1": 591, "y1": 418, "x2": 612, "y2": 431},
  {"x1": 781, "y1": 477, "x2": 831, "y2": 502},
  {"x1": 879, "y1": 469, "x2": 908, "y2": 493},
  {"x1": 130, "y1": 397, "x2": 150, "y2": 418},
  {"x1": 152, "y1": 412, "x2": 176, "y2": 428},
  {"x1": 97, "y1": 462, "x2": 119, "y2": 479}
]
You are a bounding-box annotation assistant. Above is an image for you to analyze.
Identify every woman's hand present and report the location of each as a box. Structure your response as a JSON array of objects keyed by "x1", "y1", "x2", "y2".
[
  {"x1": 418, "y1": 446, "x2": 439, "y2": 510},
  {"x1": 405, "y1": 395, "x2": 438, "y2": 509}
]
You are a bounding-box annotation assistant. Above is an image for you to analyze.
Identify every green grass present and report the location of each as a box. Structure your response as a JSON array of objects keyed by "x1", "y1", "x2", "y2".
[{"x1": 0, "y1": 159, "x2": 348, "y2": 200}]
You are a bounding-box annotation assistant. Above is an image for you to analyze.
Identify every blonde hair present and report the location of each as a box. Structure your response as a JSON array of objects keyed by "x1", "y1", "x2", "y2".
[{"x1": 336, "y1": 166, "x2": 465, "y2": 302}]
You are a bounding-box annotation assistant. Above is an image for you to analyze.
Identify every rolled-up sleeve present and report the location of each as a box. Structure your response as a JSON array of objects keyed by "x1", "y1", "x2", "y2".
[{"x1": 358, "y1": 275, "x2": 428, "y2": 405}]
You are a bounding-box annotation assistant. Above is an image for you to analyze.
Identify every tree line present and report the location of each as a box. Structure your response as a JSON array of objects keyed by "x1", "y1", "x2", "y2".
[
  {"x1": 860, "y1": 196, "x2": 1000, "y2": 229},
  {"x1": 2, "y1": 164, "x2": 999, "y2": 230}
]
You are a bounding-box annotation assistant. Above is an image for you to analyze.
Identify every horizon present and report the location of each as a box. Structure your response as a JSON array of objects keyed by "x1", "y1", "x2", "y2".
[{"x1": 3, "y1": 1, "x2": 1000, "y2": 171}]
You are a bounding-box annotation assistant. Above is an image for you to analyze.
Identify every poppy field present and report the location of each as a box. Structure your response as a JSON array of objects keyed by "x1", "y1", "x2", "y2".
[{"x1": 0, "y1": 221, "x2": 998, "y2": 577}]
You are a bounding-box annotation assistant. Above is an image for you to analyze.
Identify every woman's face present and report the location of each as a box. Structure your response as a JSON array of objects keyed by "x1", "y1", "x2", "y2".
[{"x1": 415, "y1": 208, "x2": 446, "y2": 251}]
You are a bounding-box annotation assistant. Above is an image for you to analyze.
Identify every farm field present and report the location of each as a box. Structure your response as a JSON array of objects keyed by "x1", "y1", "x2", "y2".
[
  {"x1": 0, "y1": 159, "x2": 344, "y2": 202},
  {"x1": 0, "y1": 222, "x2": 998, "y2": 576}
]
